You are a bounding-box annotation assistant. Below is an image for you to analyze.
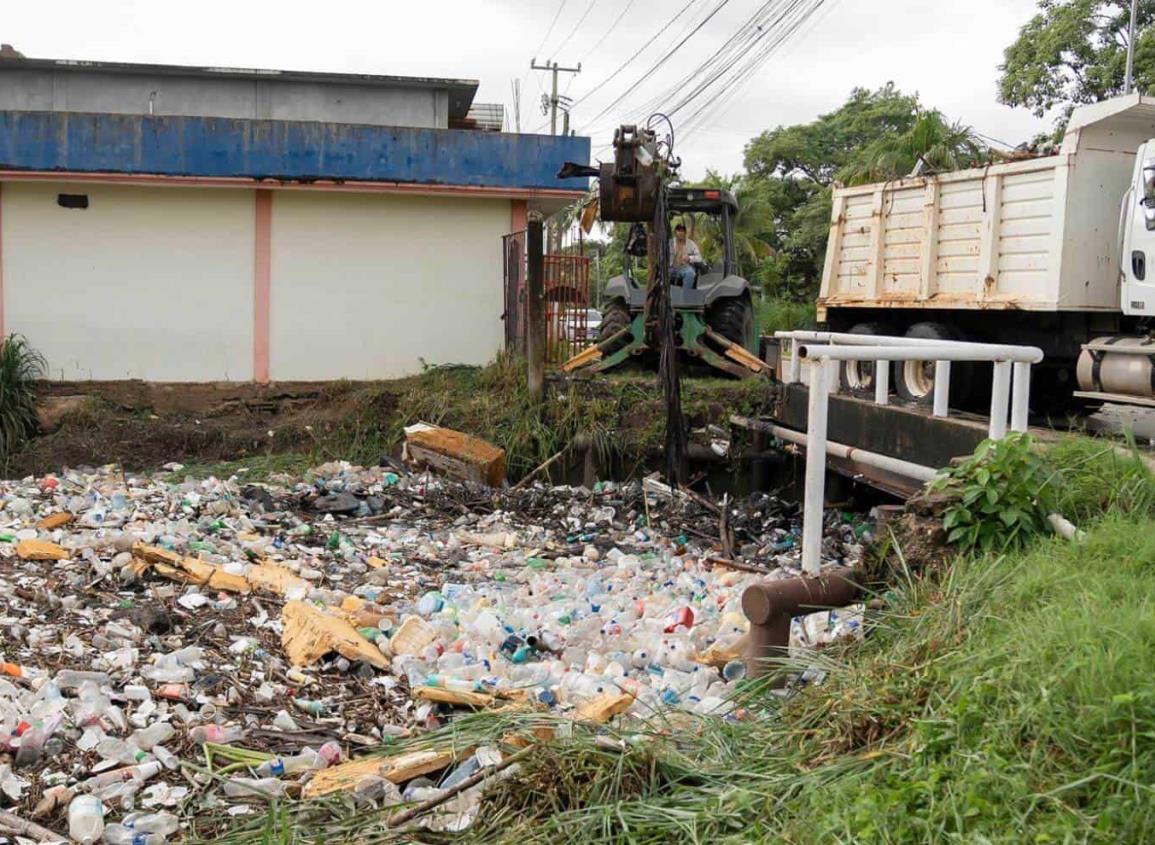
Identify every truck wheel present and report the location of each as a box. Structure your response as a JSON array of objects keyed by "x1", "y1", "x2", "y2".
[
  {"x1": 840, "y1": 321, "x2": 894, "y2": 398},
  {"x1": 895, "y1": 322, "x2": 967, "y2": 405},
  {"x1": 707, "y1": 296, "x2": 755, "y2": 349},
  {"x1": 597, "y1": 300, "x2": 633, "y2": 354}
]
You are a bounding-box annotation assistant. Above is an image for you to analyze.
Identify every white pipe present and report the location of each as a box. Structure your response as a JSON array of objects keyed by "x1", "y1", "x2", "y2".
[
  {"x1": 933, "y1": 361, "x2": 951, "y2": 418},
  {"x1": 826, "y1": 359, "x2": 839, "y2": 395},
  {"x1": 990, "y1": 361, "x2": 1011, "y2": 439},
  {"x1": 799, "y1": 344, "x2": 1043, "y2": 364},
  {"x1": 779, "y1": 330, "x2": 1045, "y2": 358},
  {"x1": 767, "y1": 423, "x2": 940, "y2": 483},
  {"x1": 874, "y1": 359, "x2": 889, "y2": 405},
  {"x1": 786, "y1": 340, "x2": 801, "y2": 384},
  {"x1": 1011, "y1": 361, "x2": 1031, "y2": 432},
  {"x1": 802, "y1": 360, "x2": 830, "y2": 576}
]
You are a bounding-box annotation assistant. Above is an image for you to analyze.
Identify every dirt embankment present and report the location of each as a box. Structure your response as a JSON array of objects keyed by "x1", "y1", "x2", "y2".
[{"x1": 16, "y1": 368, "x2": 773, "y2": 480}]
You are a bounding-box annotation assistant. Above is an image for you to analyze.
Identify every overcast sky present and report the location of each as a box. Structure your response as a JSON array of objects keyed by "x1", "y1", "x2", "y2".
[{"x1": 4, "y1": 0, "x2": 1050, "y2": 179}]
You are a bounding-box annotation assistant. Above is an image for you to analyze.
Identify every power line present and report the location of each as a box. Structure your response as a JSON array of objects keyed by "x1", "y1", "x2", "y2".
[
  {"x1": 578, "y1": 0, "x2": 639, "y2": 63},
  {"x1": 534, "y1": 0, "x2": 570, "y2": 58},
  {"x1": 570, "y1": 0, "x2": 697, "y2": 109},
  {"x1": 578, "y1": 0, "x2": 733, "y2": 132},
  {"x1": 549, "y1": 0, "x2": 601, "y2": 59}
]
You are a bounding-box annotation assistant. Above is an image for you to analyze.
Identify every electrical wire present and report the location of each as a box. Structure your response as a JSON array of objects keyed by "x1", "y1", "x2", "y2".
[
  {"x1": 549, "y1": 0, "x2": 601, "y2": 59},
  {"x1": 533, "y1": 0, "x2": 570, "y2": 59},
  {"x1": 578, "y1": 0, "x2": 732, "y2": 132},
  {"x1": 570, "y1": 0, "x2": 697, "y2": 109},
  {"x1": 578, "y1": 0, "x2": 639, "y2": 63}
]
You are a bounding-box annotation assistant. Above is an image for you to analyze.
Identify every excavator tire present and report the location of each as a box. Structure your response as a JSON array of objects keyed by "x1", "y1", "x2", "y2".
[
  {"x1": 597, "y1": 300, "x2": 633, "y2": 354},
  {"x1": 706, "y1": 296, "x2": 754, "y2": 349}
]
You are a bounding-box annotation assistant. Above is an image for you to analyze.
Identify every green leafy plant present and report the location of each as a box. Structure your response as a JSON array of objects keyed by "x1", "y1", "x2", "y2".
[
  {"x1": 932, "y1": 433, "x2": 1055, "y2": 552},
  {"x1": 0, "y1": 334, "x2": 45, "y2": 461}
]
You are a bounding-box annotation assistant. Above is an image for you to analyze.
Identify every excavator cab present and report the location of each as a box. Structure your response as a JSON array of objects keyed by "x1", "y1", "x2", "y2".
[{"x1": 567, "y1": 186, "x2": 764, "y2": 378}]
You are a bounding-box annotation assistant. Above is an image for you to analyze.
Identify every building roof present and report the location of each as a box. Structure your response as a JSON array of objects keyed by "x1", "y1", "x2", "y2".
[{"x1": 0, "y1": 56, "x2": 480, "y2": 119}]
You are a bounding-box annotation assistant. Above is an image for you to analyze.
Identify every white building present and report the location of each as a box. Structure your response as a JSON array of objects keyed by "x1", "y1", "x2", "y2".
[{"x1": 0, "y1": 56, "x2": 589, "y2": 381}]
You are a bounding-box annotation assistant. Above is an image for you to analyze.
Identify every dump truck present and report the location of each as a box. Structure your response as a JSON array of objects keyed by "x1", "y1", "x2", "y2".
[{"x1": 816, "y1": 93, "x2": 1155, "y2": 410}]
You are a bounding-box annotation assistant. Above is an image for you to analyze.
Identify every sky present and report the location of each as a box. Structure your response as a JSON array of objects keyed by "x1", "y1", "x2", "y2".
[{"x1": 2, "y1": 0, "x2": 1051, "y2": 180}]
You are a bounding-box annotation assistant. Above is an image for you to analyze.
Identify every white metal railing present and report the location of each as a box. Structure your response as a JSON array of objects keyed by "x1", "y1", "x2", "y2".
[{"x1": 774, "y1": 331, "x2": 1045, "y2": 574}]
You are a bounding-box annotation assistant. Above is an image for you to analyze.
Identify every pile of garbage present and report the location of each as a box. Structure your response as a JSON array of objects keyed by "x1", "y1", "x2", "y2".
[{"x1": 0, "y1": 460, "x2": 869, "y2": 840}]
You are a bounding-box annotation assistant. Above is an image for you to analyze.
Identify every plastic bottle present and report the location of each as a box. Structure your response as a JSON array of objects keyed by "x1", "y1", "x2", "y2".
[
  {"x1": 102, "y1": 825, "x2": 164, "y2": 845},
  {"x1": 223, "y1": 777, "x2": 287, "y2": 798},
  {"x1": 187, "y1": 724, "x2": 245, "y2": 744},
  {"x1": 56, "y1": 669, "x2": 112, "y2": 689},
  {"x1": 96, "y1": 737, "x2": 149, "y2": 765},
  {"x1": 152, "y1": 745, "x2": 180, "y2": 770},
  {"x1": 68, "y1": 794, "x2": 105, "y2": 844},
  {"x1": 131, "y1": 722, "x2": 175, "y2": 750},
  {"x1": 80, "y1": 761, "x2": 162, "y2": 792}
]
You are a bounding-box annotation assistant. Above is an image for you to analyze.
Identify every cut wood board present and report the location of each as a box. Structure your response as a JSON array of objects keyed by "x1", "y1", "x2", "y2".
[
  {"x1": 413, "y1": 686, "x2": 495, "y2": 708},
  {"x1": 16, "y1": 539, "x2": 69, "y2": 561},
  {"x1": 405, "y1": 424, "x2": 506, "y2": 487},
  {"x1": 303, "y1": 748, "x2": 462, "y2": 798},
  {"x1": 36, "y1": 513, "x2": 73, "y2": 530},
  {"x1": 574, "y1": 691, "x2": 635, "y2": 724},
  {"x1": 281, "y1": 601, "x2": 389, "y2": 670}
]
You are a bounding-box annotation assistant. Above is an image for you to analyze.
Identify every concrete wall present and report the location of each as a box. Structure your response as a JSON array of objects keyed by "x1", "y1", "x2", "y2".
[
  {"x1": 0, "y1": 181, "x2": 513, "y2": 381},
  {"x1": 2, "y1": 182, "x2": 255, "y2": 380},
  {"x1": 0, "y1": 67, "x2": 449, "y2": 128},
  {"x1": 268, "y1": 191, "x2": 508, "y2": 379},
  {"x1": 0, "y1": 111, "x2": 592, "y2": 192}
]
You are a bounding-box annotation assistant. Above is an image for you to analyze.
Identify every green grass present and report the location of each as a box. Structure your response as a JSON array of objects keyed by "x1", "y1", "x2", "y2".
[
  {"x1": 0, "y1": 334, "x2": 45, "y2": 467},
  {"x1": 756, "y1": 296, "x2": 816, "y2": 335},
  {"x1": 198, "y1": 435, "x2": 1155, "y2": 844}
]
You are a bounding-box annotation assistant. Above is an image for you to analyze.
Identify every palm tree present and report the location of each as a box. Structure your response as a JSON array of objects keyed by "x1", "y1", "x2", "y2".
[
  {"x1": 685, "y1": 172, "x2": 775, "y2": 279},
  {"x1": 839, "y1": 111, "x2": 986, "y2": 186}
]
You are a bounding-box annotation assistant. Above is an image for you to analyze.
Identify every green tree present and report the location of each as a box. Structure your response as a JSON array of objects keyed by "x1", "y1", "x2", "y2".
[
  {"x1": 682, "y1": 171, "x2": 775, "y2": 281},
  {"x1": 1000, "y1": 0, "x2": 1155, "y2": 126},
  {"x1": 740, "y1": 85, "x2": 985, "y2": 300}
]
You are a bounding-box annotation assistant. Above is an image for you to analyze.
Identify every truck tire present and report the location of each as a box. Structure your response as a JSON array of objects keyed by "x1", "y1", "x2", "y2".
[
  {"x1": 840, "y1": 321, "x2": 894, "y2": 398},
  {"x1": 894, "y1": 322, "x2": 968, "y2": 405},
  {"x1": 707, "y1": 296, "x2": 754, "y2": 349},
  {"x1": 597, "y1": 300, "x2": 633, "y2": 354}
]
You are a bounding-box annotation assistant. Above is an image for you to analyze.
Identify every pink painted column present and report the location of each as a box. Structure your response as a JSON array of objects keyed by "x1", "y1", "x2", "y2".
[
  {"x1": 253, "y1": 190, "x2": 272, "y2": 383},
  {"x1": 511, "y1": 198, "x2": 528, "y2": 233},
  {"x1": 0, "y1": 182, "x2": 5, "y2": 338}
]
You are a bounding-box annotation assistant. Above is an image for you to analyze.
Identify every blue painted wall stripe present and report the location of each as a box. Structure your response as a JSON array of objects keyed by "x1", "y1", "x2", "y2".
[{"x1": 0, "y1": 111, "x2": 591, "y2": 191}]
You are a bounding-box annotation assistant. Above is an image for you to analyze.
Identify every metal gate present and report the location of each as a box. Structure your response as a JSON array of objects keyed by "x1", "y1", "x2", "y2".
[{"x1": 502, "y1": 230, "x2": 592, "y2": 363}]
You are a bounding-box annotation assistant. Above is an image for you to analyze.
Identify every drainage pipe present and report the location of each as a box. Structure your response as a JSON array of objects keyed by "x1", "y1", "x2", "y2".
[
  {"x1": 765, "y1": 423, "x2": 940, "y2": 483},
  {"x1": 798, "y1": 344, "x2": 1044, "y2": 364},
  {"x1": 742, "y1": 568, "x2": 861, "y2": 681}
]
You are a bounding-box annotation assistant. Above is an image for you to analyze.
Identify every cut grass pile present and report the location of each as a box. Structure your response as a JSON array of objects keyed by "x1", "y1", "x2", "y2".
[{"x1": 204, "y1": 439, "x2": 1155, "y2": 844}]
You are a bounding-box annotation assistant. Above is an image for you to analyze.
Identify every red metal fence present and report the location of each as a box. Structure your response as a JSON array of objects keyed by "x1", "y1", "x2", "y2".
[{"x1": 503, "y1": 230, "x2": 592, "y2": 364}]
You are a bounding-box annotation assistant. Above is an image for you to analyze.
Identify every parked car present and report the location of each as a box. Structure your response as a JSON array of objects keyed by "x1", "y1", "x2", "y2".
[{"x1": 561, "y1": 308, "x2": 602, "y2": 344}]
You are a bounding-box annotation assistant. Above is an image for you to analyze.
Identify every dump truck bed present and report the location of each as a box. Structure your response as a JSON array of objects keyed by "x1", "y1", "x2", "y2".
[{"x1": 817, "y1": 94, "x2": 1155, "y2": 321}]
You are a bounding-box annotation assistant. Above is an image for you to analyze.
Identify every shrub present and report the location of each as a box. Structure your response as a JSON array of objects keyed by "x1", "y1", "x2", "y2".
[{"x1": 0, "y1": 334, "x2": 45, "y2": 459}]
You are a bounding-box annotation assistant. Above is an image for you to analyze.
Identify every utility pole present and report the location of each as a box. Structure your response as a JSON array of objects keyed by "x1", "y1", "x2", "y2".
[
  {"x1": 1126, "y1": 0, "x2": 1139, "y2": 95},
  {"x1": 526, "y1": 214, "x2": 546, "y2": 404},
  {"x1": 530, "y1": 59, "x2": 581, "y2": 135}
]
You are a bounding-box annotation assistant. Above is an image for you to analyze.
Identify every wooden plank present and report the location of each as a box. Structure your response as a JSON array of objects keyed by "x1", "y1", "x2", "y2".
[
  {"x1": 919, "y1": 180, "x2": 940, "y2": 300},
  {"x1": 413, "y1": 686, "x2": 496, "y2": 708},
  {"x1": 303, "y1": 748, "x2": 462, "y2": 798},
  {"x1": 818, "y1": 192, "x2": 847, "y2": 300},
  {"x1": 36, "y1": 512, "x2": 73, "y2": 530},
  {"x1": 16, "y1": 539, "x2": 68, "y2": 561},
  {"x1": 405, "y1": 425, "x2": 506, "y2": 487},
  {"x1": 281, "y1": 600, "x2": 390, "y2": 669},
  {"x1": 867, "y1": 188, "x2": 886, "y2": 299},
  {"x1": 976, "y1": 172, "x2": 1004, "y2": 299},
  {"x1": 574, "y1": 691, "x2": 635, "y2": 724}
]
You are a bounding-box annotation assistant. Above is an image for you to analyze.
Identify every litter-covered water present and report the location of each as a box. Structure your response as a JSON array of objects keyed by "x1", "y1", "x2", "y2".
[{"x1": 0, "y1": 461, "x2": 869, "y2": 835}]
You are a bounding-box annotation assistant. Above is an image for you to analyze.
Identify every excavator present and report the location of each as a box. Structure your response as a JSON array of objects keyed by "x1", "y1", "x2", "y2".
[{"x1": 558, "y1": 126, "x2": 767, "y2": 379}]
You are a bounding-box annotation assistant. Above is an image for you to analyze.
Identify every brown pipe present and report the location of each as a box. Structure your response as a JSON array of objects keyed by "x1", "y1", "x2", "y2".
[{"x1": 741, "y1": 568, "x2": 861, "y2": 681}]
